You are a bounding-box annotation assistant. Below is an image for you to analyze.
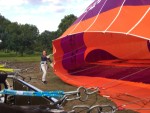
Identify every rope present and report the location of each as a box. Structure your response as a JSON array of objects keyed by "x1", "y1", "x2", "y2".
[
  {"x1": 130, "y1": 108, "x2": 150, "y2": 110},
  {"x1": 53, "y1": 29, "x2": 149, "y2": 62},
  {"x1": 120, "y1": 96, "x2": 150, "y2": 108},
  {"x1": 54, "y1": 62, "x2": 150, "y2": 111},
  {"x1": 100, "y1": 67, "x2": 150, "y2": 89},
  {"x1": 116, "y1": 96, "x2": 150, "y2": 111}
]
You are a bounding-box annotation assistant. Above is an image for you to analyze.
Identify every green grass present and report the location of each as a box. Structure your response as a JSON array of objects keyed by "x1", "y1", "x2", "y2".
[
  {"x1": 0, "y1": 56, "x2": 40, "y2": 62},
  {"x1": 0, "y1": 51, "x2": 53, "y2": 62},
  {"x1": 0, "y1": 51, "x2": 17, "y2": 57}
]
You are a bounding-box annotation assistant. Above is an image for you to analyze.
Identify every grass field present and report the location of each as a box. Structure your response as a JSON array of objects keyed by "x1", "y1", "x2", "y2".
[
  {"x1": 0, "y1": 51, "x2": 41, "y2": 62},
  {"x1": 0, "y1": 56, "x2": 40, "y2": 62},
  {"x1": 0, "y1": 54, "x2": 137, "y2": 113}
]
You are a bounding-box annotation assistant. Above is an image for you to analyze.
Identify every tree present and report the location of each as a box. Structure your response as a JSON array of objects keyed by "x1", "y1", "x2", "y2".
[
  {"x1": 36, "y1": 30, "x2": 57, "y2": 52},
  {"x1": 0, "y1": 14, "x2": 77, "y2": 55},
  {"x1": 0, "y1": 14, "x2": 11, "y2": 51},
  {"x1": 57, "y1": 14, "x2": 77, "y2": 37},
  {"x1": 18, "y1": 24, "x2": 39, "y2": 56},
  {"x1": 4, "y1": 22, "x2": 20, "y2": 52}
]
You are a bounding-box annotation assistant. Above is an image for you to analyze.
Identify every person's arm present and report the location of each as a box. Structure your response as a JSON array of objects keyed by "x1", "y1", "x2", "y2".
[
  {"x1": 48, "y1": 58, "x2": 52, "y2": 63},
  {"x1": 46, "y1": 55, "x2": 52, "y2": 63},
  {"x1": 48, "y1": 58, "x2": 53, "y2": 67}
]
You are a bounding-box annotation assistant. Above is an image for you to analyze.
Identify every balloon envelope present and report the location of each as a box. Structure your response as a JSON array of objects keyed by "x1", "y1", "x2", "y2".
[{"x1": 53, "y1": 0, "x2": 150, "y2": 112}]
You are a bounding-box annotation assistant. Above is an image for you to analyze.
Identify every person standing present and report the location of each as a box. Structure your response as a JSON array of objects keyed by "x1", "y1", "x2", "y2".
[{"x1": 40, "y1": 50, "x2": 52, "y2": 84}]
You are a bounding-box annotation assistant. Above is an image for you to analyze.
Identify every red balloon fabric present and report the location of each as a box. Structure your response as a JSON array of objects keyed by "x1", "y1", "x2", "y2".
[{"x1": 53, "y1": 0, "x2": 150, "y2": 112}]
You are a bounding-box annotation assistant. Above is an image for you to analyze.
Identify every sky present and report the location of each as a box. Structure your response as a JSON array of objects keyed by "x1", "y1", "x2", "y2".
[{"x1": 0, "y1": 0, "x2": 94, "y2": 33}]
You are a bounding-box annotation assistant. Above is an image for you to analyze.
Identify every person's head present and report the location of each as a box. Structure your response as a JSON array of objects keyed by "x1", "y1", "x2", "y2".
[{"x1": 42, "y1": 50, "x2": 47, "y2": 56}]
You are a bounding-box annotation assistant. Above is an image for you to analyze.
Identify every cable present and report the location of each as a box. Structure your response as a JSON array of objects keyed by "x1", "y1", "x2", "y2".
[{"x1": 100, "y1": 67, "x2": 150, "y2": 89}]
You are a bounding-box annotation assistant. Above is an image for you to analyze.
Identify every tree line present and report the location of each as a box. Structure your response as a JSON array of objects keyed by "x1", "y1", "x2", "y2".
[{"x1": 0, "y1": 14, "x2": 77, "y2": 56}]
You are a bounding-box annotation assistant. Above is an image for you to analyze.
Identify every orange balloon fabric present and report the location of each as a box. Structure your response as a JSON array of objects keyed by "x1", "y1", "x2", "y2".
[{"x1": 53, "y1": 0, "x2": 150, "y2": 112}]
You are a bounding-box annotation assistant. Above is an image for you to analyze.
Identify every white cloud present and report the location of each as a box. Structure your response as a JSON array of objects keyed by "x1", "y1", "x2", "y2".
[
  {"x1": 0, "y1": 0, "x2": 27, "y2": 6},
  {"x1": 11, "y1": 14, "x2": 59, "y2": 32},
  {"x1": 42, "y1": 0, "x2": 70, "y2": 4},
  {"x1": 34, "y1": 4, "x2": 65, "y2": 14},
  {"x1": 0, "y1": 0, "x2": 94, "y2": 33}
]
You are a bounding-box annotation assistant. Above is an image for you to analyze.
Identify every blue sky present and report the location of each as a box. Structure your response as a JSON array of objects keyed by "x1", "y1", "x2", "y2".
[{"x1": 0, "y1": 0, "x2": 94, "y2": 33}]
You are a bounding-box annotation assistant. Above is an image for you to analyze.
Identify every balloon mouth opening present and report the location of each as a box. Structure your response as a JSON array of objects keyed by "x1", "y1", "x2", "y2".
[{"x1": 85, "y1": 49, "x2": 118, "y2": 63}]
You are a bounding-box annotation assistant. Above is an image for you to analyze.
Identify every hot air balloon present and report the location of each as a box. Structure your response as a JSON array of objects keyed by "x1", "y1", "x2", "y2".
[{"x1": 53, "y1": 0, "x2": 150, "y2": 112}]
